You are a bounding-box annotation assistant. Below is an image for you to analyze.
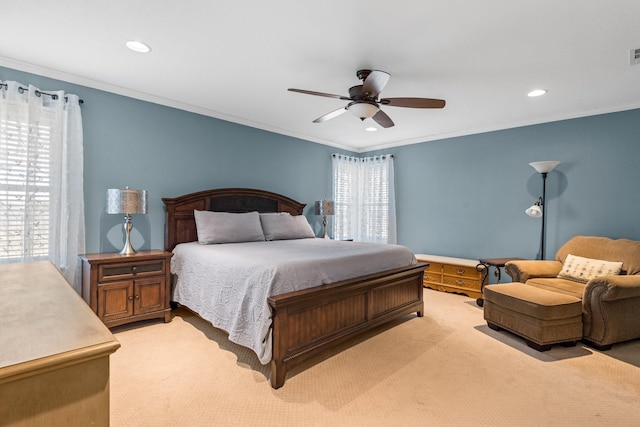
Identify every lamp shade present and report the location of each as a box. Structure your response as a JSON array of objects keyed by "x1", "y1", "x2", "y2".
[
  {"x1": 315, "y1": 200, "x2": 334, "y2": 216},
  {"x1": 106, "y1": 188, "x2": 148, "y2": 215},
  {"x1": 529, "y1": 161, "x2": 561, "y2": 174},
  {"x1": 525, "y1": 204, "x2": 543, "y2": 218}
]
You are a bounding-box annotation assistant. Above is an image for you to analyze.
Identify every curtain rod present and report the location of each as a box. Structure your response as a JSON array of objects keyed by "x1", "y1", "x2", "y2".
[
  {"x1": 332, "y1": 153, "x2": 394, "y2": 159},
  {"x1": 0, "y1": 83, "x2": 84, "y2": 104}
]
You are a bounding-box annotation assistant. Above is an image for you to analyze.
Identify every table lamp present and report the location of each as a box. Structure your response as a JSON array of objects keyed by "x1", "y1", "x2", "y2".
[
  {"x1": 107, "y1": 187, "x2": 148, "y2": 255},
  {"x1": 315, "y1": 200, "x2": 334, "y2": 239}
]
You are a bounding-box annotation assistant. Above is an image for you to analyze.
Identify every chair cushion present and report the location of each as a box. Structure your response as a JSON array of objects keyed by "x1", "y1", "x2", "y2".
[{"x1": 524, "y1": 276, "x2": 586, "y2": 299}]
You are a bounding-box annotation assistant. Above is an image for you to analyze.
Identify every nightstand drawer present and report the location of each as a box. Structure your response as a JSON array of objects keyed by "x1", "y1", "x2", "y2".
[{"x1": 98, "y1": 260, "x2": 165, "y2": 282}]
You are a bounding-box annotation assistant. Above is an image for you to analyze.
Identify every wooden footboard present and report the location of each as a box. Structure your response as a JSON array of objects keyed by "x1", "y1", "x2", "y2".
[{"x1": 268, "y1": 262, "x2": 427, "y2": 388}]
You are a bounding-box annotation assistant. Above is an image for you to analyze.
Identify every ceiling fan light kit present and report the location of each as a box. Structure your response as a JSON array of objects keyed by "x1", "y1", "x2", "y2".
[
  {"x1": 348, "y1": 101, "x2": 379, "y2": 120},
  {"x1": 288, "y1": 69, "x2": 445, "y2": 129}
]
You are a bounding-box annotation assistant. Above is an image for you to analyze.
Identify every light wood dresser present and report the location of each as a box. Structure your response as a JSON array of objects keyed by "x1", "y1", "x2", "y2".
[
  {"x1": 415, "y1": 254, "x2": 486, "y2": 299},
  {"x1": 0, "y1": 261, "x2": 120, "y2": 427}
]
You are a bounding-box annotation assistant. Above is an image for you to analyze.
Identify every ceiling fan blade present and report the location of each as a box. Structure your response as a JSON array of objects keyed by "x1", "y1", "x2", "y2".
[
  {"x1": 361, "y1": 70, "x2": 390, "y2": 98},
  {"x1": 313, "y1": 107, "x2": 348, "y2": 123},
  {"x1": 288, "y1": 88, "x2": 350, "y2": 100},
  {"x1": 380, "y1": 97, "x2": 446, "y2": 108},
  {"x1": 372, "y1": 110, "x2": 394, "y2": 128}
]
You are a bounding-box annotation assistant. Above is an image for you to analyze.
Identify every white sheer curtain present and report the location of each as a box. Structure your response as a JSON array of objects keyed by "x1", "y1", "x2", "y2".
[
  {"x1": 0, "y1": 80, "x2": 85, "y2": 292},
  {"x1": 332, "y1": 153, "x2": 396, "y2": 244}
]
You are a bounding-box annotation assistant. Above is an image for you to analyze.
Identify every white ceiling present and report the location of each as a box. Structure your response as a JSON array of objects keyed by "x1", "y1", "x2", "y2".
[{"x1": 1, "y1": 1, "x2": 639, "y2": 152}]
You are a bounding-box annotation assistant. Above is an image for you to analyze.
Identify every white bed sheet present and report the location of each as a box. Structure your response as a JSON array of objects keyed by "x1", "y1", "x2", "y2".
[{"x1": 170, "y1": 238, "x2": 416, "y2": 364}]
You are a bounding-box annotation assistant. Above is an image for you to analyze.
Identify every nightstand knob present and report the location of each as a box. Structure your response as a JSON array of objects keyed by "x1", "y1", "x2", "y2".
[
  {"x1": 131, "y1": 266, "x2": 137, "y2": 273},
  {"x1": 128, "y1": 296, "x2": 133, "y2": 300},
  {"x1": 135, "y1": 295, "x2": 140, "y2": 299}
]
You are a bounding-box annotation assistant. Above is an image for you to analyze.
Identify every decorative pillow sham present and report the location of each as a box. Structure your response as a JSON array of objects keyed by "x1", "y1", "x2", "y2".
[
  {"x1": 194, "y1": 210, "x2": 265, "y2": 244},
  {"x1": 259, "y1": 212, "x2": 316, "y2": 241},
  {"x1": 557, "y1": 254, "x2": 623, "y2": 283}
]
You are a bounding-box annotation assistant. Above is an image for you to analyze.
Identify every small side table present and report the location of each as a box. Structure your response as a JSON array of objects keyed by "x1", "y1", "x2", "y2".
[{"x1": 475, "y1": 257, "x2": 525, "y2": 307}]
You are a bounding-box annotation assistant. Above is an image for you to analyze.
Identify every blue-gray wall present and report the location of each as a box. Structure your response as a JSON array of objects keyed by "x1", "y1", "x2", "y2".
[
  {"x1": 383, "y1": 109, "x2": 640, "y2": 260},
  {"x1": 1, "y1": 66, "x2": 349, "y2": 253},
  {"x1": 3, "y1": 65, "x2": 639, "y2": 261}
]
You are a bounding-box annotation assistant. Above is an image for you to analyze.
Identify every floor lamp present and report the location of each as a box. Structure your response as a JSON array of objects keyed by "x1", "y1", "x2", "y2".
[{"x1": 526, "y1": 161, "x2": 560, "y2": 260}]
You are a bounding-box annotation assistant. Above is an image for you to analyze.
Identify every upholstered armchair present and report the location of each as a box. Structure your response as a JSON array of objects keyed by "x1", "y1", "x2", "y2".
[{"x1": 505, "y1": 235, "x2": 640, "y2": 350}]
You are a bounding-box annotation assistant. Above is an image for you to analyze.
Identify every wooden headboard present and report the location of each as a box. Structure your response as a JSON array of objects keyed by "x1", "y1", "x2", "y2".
[{"x1": 162, "y1": 188, "x2": 307, "y2": 251}]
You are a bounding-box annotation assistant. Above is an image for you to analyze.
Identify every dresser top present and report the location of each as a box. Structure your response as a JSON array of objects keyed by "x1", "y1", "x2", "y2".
[{"x1": 0, "y1": 261, "x2": 120, "y2": 382}]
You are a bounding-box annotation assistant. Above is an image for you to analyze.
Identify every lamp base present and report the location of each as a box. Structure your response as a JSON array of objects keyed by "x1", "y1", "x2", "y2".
[
  {"x1": 119, "y1": 241, "x2": 137, "y2": 256},
  {"x1": 119, "y1": 215, "x2": 138, "y2": 256},
  {"x1": 322, "y1": 215, "x2": 330, "y2": 239}
]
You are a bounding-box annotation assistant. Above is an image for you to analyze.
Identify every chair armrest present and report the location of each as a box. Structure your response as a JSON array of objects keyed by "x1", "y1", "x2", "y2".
[
  {"x1": 504, "y1": 260, "x2": 562, "y2": 283},
  {"x1": 585, "y1": 275, "x2": 640, "y2": 301}
]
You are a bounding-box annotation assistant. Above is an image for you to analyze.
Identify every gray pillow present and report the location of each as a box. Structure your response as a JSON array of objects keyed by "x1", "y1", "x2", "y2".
[
  {"x1": 194, "y1": 210, "x2": 265, "y2": 244},
  {"x1": 259, "y1": 212, "x2": 316, "y2": 241}
]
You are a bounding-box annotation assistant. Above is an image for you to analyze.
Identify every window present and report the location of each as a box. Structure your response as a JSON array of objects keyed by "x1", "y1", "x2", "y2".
[
  {"x1": 0, "y1": 81, "x2": 85, "y2": 291},
  {"x1": 332, "y1": 154, "x2": 396, "y2": 244},
  {"x1": 0, "y1": 109, "x2": 53, "y2": 260}
]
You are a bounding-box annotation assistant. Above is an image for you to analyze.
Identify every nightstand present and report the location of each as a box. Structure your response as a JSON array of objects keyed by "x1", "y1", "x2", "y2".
[{"x1": 79, "y1": 250, "x2": 173, "y2": 328}]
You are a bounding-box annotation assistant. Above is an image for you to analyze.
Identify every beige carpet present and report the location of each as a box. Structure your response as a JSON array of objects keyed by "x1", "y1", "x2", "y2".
[{"x1": 110, "y1": 289, "x2": 640, "y2": 426}]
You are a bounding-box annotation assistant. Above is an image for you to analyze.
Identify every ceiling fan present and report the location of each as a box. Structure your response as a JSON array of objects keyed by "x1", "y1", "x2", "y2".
[{"x1": 288, "y1": 69, "x2": 445, "y2": 129}]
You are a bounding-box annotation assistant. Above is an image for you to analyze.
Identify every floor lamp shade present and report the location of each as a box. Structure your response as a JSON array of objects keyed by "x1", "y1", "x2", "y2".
[
  {"x1": 529, "y1": 161, "x2": 561, "y2": 174},
  {"x1": 106, "y1": 188, "x2": 148, "y2": 255}
]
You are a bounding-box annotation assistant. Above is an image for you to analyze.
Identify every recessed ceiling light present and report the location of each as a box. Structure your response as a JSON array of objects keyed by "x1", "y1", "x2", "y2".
[
  {"x1": 528, "y1": 89, "x2": 547, "y2": 97},
  {"x1": 126, "y1": 40, "x2": 151, "y2": 53},
  {"x1": 365, "y1": 126, "x2": 378, "y2": 132}
]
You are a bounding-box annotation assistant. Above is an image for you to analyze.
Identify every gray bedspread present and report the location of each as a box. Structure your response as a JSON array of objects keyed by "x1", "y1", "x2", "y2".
[{"x1": 171, "y1": 238, "x2": 416, "y2": 364}]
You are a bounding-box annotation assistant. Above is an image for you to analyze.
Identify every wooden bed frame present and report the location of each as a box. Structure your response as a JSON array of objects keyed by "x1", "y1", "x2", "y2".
[{"x1": 163, "y1": 188, "x2": 426, "y2": 388}]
